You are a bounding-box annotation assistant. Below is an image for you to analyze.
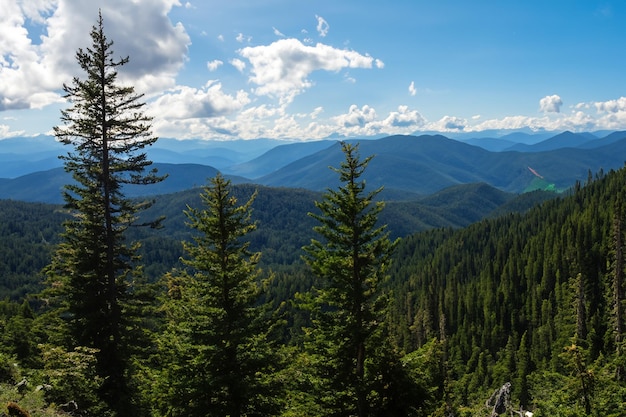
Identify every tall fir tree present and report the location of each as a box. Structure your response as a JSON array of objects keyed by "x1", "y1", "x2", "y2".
[
  {"x1": 611, "y1": 197, "x2": 625, "y2": 381},
  {"x1": 154, "y1": 173, "x2": 280, "y2": 417},
  {"x1": 302, "y1": 142, "x2": 412, "y2": 416},
  {"x1": 42, "y1": 11, "x2": 164, "y2": 416}
]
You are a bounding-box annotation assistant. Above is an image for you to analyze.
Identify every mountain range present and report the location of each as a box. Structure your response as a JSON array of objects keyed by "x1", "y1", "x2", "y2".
[{"x1": 1, "y1": 129, "x2": 626, "y2": 204}]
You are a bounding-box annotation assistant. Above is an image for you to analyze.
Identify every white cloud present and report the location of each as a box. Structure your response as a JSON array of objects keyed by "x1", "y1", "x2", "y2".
[
  {"x1": 381, "y1": 105, "x2": 426, "y2": 129},
  {"x1": 539, "y1": 94, "x2": 563, "y2": 113},
  {"x1": 238, "y1": 38, "x2": 383, "y2": 104},
  {"x1": 207, "y1": 60, "x2": 223, "y2": 71},
  {"x1": 0, "y1": 123, "x2": 25, "y2": 138},
  {"x1": 230, "y1": 58, "x2": 246, "y2": 72},
  {"x1": 472, "y1": 115, "x2": 542, "y2": 131},
  {"x1": 328, "y1": 104, "x2": 425, "y2": 137},
  {"x1": 334, "y1": 104, "x2": 378, "y2": 128},
  {"x1": 430, "y1": 115, "x2": 466, "y2": 131},
  {"x1": 148, "y1": 81, "x2": 250, "y2": 120},
  {"x1": 273, "y1": 27, "x2": 285, "y2": 37},
  {"x1": 594, "y1": 97, "x2": 626, "y2": 113},
  {"x1": 310, "y1": 106, "x2": 323, "y2": 119},
  {"x1": 315, "y1": 15, "x2": 329, "y2": 37},
  {"x1": 408, "y1": 81, "x2": 416, "y2": 96},
  {"x1": 236, "y1": 32, "x2": 252, "y2": 43},
  {"x1": 0, "y1": 0, "x2": 190, "y2": 110}
]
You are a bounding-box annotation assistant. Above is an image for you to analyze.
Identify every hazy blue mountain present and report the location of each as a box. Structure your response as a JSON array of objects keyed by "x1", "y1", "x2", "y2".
[
  {"x1": 0, "y1": 135, "x2": 62, "y2": 152},
  {"x1": 5, "y1": 132, "x2": 626, "y2": 204},
  {"x1": 461, "y1": 137, "x2": 517, "y2": 152},
  {"x1": 505, "y1": 131, "x2": 597, "y2": 152},
  {"x1": 0, "y1": 136, "x2": 290, "y2": 178},
  {"x1": 578, "y1": 130, "x2": 626, "y2": 149},
  {"x1": 258, "y1": 134, "x2": 626, "y2": 195},
  {"x1": 224, "y1": 140, "x2": 335, "y2": 178},
  {"x1": 497, "y1": 130, "x2": 556, "y2": 144},
  {"x1": 0, "y1": 154, "x2": 63, "y2": 178},
  {"x1": 0, "y1": 163, "x2": 237, "y2": 204},
  {"x1": 0, "y1": 135, "x2": 64, "y2": 178},
  {"x1": 441, "y1": 128, "x2": 555, "y2": 143},
  {"x1": 148, "y1": 137, "x2": 291, "y2": 168}
]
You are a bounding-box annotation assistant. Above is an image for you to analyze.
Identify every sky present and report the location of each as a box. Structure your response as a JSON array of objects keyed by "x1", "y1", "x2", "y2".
[{"x1": 2, "y1": 0, "x2": 626, "y2": 141}]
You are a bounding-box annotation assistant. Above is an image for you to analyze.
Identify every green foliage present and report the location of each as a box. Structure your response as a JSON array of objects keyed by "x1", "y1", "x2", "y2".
[
  {"x1": 0, "y1": 200, "x2": 66, "y2": 300},
  {"x1": 0, "y1": 382, "x2": 62, "y2": 417},
  {"x1": 39, "y1": 12, "x2": 164, "y2": 416},
  {"x1": 39, "y1": 344, "x2": 108, "y2": 415},
  {"x1": 153, "y1": 174, "x2": 282, "y2": 417},
  {"x1": 388, "y1": 168, "x2": 626, "y2": 413},
  {"x1": 301, "y1": 142, "x2": 417, "y2": 416}
]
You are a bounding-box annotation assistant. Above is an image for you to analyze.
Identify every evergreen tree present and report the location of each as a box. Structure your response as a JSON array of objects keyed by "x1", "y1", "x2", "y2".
[
  {"x1": 42, "y1": 11, "x2": 163, "y2": 416},
  {"x1": 611, "y1": 198, "x2": 625, "y2": 380},
  {"x1": 302, "y1": 142, "x2": 408, "y2": 416},
  {"x1": 155, "y1": 173, "x2": 280, "y2": 417}
]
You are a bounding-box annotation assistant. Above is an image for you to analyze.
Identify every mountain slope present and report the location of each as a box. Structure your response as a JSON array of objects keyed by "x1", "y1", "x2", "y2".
[
  {"x1": 505, "y1": 131, "x2": 596, "y2": 152},
  {"x1": 224, "y1": 140, "x2": 335, "y2": 178},
  {"x1": 0, "y1": 163, "x2": 227, "y2": 204},
  {"x1": 5, "y1": 133, "x2": 626, "y2": 203},
  {"x1": 258, "y1": 134, "x2": 626, "y2": 195},
  {"x1": 387, "y1": 165, "x2": 626, "y2": 410},
  {"x1": 0, "y1": 180, "x2": 556, "y2": 298}
]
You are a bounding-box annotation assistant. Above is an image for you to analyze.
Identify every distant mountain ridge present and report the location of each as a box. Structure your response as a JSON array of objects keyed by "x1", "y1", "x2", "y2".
[
  {"x1": 2, "y1": 130, "x2": 626, "y2": 203},
  {"x1": 256, "y1": 133, "x2": 626, "y2": 195}
]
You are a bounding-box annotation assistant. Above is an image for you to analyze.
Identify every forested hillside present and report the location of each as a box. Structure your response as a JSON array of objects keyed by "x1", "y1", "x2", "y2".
[
  {"x1": 0, "y1": 182, "x2": 554, "y2": 301},
  {"x1": 387, "y1": 168, "x2": 626, "y2": 415},
  {"x1": 2, "y1": 166, "x2": 626, "y2": 415}
]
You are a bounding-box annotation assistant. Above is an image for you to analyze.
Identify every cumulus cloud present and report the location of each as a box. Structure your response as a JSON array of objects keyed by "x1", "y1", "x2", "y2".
[
  {"x1": 149, "y1": 81, "x2": 250, "y2": 120},
  {"x1": 0, "y1": 123, "x2": 25, "y2": 138},
  {"x1": 408, "y1": 81, "x2": 416, "y2": 96},
  {"x1": 431, "y1": 115, "x2": 466, "y2": 131},
  {"x1": 207, "y1": 60, "x2": 223, "y2": 71},
  {"x1": 310, "y1": 107, "x2": 324, "y2": 119},
  {"x1": 238, "y1": 38, "x2": 383, "y2": 104},
  {"x1": 230, "y1": 58, "x2": 246, "y2": 72},
  {"x1": 0, "y1": 0, "x2": 190, "y2": 111},
  {"x1": 316, "y1": 15, "x2": 329, "y2": 37},
  {"x1": 334, "y1": 104, "x2": 378, "y2": 128},
  {"x1": 328, "y1": 104, "x2": 425, "y2": 137},
  {"x1": 273, "y1": 27, "x2": 285, "y2": 37},
  {"x1": 595, "y1": 97, "x2": 626, "y2": 113},
  {"x1": 236, "y1": 32, "x2": 252, "y2": 43},
  {"x1": 381, "y1": 105, "x2": 425, "y2": 129},
  {"x1": 539, "y1": 94, "x2": 563, "y2": 113}
]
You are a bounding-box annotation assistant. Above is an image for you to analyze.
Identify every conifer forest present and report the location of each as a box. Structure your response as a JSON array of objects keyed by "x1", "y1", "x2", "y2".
[{"x1": 2, "y1": 14, "x2": 626, "y2": 417}]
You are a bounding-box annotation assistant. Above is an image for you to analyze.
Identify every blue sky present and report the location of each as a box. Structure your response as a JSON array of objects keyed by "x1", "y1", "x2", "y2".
[{"x1": 2, "y1": 0, "x2": 626, "y2": 141}]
